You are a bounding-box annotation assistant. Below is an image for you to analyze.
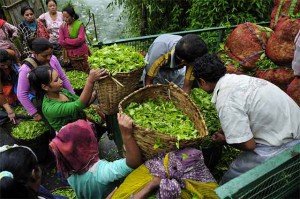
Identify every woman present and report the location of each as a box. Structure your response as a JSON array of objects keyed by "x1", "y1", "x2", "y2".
[
  {"x1": 28, "y1": 64, "x2": 107, "y2": 132},
  {"x1": 0, "y1": 49, "x2": 19, "y2": 123},
  {"x1": 111, "y1": 148, "x2": 218, "y2": 199},
  {"x1": 0, "y1": 18, "x2": 21, "y2": 63},
  {"x1": 17, "y1": 38, "x2": 74, "y2": 122},
  {"x1": 59, "y1": 5, "x2": 90, "y2": 73},
  {"x1": 0, "y1": 145, "x2": 63, "y2": 198},
  {"x1": 49, "y1": 115, "x2": 142, "y2": 199},
  {"x1": 39, "y1": 0, "x2": 63, "y2": 58},
  {"x1": 18, "y1": 6, "x2": 49, "y2": 60}
]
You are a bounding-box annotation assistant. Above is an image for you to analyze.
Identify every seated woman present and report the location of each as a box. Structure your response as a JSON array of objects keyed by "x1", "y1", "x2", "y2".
[
  {"x1": 111, "y1": 148, "x2": 218, "y2": 199},
  {"x1": 49, "y1": 115, "x2": 142, "y2": 199},
  {"x1": 17, "y1": 38, "x2": 74, "y2": 122},
  {"x1": 0, "y1": 49, "x2": 19, "y2": 123},
  {"x1": 28, "y1": 64, "x2": 107, "y2": 132},
  {"x1": 0, "y1": 145, "x2": 64, "y2": 199},
  {"x1": 59, "y1": 5, "x2": 90, "y2": 73}
]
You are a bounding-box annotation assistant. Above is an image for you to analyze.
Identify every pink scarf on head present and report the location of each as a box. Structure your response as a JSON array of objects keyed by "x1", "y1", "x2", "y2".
[
  {"x1": 49, "y1": 119, "x2": 100, "y2": 179},
  {"x1": 0, "y1": 19, "x2": 6, "y2": 28}
]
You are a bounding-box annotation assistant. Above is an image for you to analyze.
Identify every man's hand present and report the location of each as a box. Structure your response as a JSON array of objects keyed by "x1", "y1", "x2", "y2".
[
  {"x1": 145, "y1": 75, "x2": 154, "y2": 86},
  {"x1": 212, "y1": 130, "x2": 226, "y2": 144}
]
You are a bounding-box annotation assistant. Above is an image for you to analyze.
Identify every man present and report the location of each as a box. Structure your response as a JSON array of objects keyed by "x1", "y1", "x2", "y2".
[
  {"x1": 193, "y1": 54, "x2": 300, "y2": 184},
  {"x1": 143, "y1": 34, "x2": 208, "y2": 94},
  {"x1": 0, "y1": 49, "x2": 19, "y2": 124}
]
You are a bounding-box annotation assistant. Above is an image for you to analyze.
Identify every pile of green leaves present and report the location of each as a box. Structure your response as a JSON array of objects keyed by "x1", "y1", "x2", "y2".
[
  {"x1": 14, "y1": 106, "x2": 30, "y2": 117},
  {"x1": 256, "y1": 53, "x2": 279, "y2": 70},
  {"x1": 52, "y1": 187, "x2": 76, "y2": 199},
  {"x1": 190, "y1": 88, "x2": 221, "y2": 135},
  {"x1": 66, "y1": 70, "x2": 88, "y2": 90},
  {"x1": 125, "y1": 98, "x2": 198, "y2": 141},
  {"x1": 88, "y1": 45, "x2": 145, "y2": 75},
  {"x1": 84, "y1": 106, "x2": 102, "y2": 124},
  {"x1": 11, "y1": 121, "x2": 49, "y2": 140}
]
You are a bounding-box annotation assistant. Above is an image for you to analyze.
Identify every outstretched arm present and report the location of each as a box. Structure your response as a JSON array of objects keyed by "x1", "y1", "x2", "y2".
[{"x1": 117, "y1": 113, "x2": 142, "y2": 169}]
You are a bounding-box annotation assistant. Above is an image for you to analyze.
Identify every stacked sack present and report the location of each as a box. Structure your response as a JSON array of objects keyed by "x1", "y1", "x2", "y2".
[{"x1": 218, "y1": 0, "x2": 300, "y2": 106}]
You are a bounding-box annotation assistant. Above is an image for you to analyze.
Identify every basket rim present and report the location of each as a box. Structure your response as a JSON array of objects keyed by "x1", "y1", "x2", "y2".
[{"x1": 118, "y1": 82, "x2": 209, "y2": 139}]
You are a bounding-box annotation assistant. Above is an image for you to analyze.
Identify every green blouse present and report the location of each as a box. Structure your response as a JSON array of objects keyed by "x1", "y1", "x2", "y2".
[{"x1": 42, "y1": 89, "x2": 86, "y2": 131}]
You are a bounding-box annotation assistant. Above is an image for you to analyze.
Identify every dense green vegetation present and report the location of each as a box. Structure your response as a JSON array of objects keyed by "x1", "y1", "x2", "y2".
[{"x1": 109, "y1": 0, "x2": 273, "y2": 36}]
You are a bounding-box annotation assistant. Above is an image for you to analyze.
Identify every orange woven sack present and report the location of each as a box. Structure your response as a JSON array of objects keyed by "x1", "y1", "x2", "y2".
[
  {"x1": 266, "y1": 16, "x2": 300, "y2": 65},
  {"x1": 255, "y1": 67, "x2": 294, "y2": 90},
  {"x1": 225, "y1": 22, "x2": 269, "y2": 70},
  {"x1": 270, "y1": 0, "x2": 300, "y2": 29},
  {"x1": 286, "y1": 76, "x2": 300, "y2": 106}
]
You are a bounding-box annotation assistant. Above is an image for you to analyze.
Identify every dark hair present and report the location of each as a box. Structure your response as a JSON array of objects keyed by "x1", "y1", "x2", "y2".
[
  {"x1": 193, "y1": 54, "x2": 226, "y2": 83},
  {"x1": 28, "y1": 37, "x2": 53, "y2": 53},
  {"x1": 0, "y1": 49, "x2": 11, "y2": 63},
  {"x1": 28, "y1": 64, "x2": 53, "y2": 100},
  {"x1": 46, "y1": 0, "x2": 57, "y2": 6},
  {"x1": 21, "y1": 6, "x2": 34, "y2": 15},
  {"x1": 175, "y1": 34, "x2": 208, "y2": 63},
  {"x1": 0, "y1": 147, "x2": 39, "y2": 198},
  {"x1": 62, "y1": 6, "x2": 79, "y2": 20}
]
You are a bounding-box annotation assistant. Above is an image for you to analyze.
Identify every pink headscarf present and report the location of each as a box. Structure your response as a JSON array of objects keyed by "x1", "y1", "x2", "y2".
[
  {"x1": 49, "y1": 119, "x2": 99, "y2": 179},
  {"x1": 0, "y1": 19, "x2": 5, "y2": 28}
]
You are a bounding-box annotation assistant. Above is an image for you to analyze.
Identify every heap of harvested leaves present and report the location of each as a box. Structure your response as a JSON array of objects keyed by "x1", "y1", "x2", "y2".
[
  {"x1": 125, "y1": 98, "x2": 198, "y2": 140},
  {"x1": 11, "y1": 121, "x2": 49, "y2": 140}
]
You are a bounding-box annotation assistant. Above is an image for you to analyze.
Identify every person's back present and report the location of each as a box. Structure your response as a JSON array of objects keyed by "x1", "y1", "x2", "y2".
[{"x1": 214, "y1": 74, "x2": 300, "y2": 146}]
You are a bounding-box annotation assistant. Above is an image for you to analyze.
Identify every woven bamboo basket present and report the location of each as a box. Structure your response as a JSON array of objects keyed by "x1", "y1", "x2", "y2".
[
  {"x1": 94, "y1": 68, "x2": 143, "y2": 115},
  {"x1": 118, "y1": 83, "x2": 209, "y2": 159}
]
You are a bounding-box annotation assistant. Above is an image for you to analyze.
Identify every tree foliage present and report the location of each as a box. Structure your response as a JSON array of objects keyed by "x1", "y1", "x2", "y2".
[{"x1": 110, "y1": 0, "x2": 274, "y2": 36}]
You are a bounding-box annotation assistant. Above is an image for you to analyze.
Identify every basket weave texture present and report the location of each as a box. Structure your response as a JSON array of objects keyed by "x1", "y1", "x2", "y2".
[
  {"x1": 94, "y1": 68, "x2": 143, "y2": 115},
  {"x1": 119, "y1": 83, "x2": 209, "y2": 159}
]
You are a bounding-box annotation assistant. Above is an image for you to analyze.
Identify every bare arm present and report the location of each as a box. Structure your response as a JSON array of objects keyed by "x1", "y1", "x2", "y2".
[
  {"x1": 182, "y1": 79, "x2": 193, "y2": 94},
  {"x1": 145, "y1": 75, "x2": 154, "y2": 86},
  {"x1": 230, "y1": 138, "x2": 256, "y2": 151},
  {"x1": 79, "y1": 69, "x2": 108, "y2": 105},
  {"x1": 133, "y1": 177, "x2": 161, "y2": 199},
  {"x1": 212, "y1": 130, "x2": 256, "y2": 151},
  {"x1": 117, "y1": 113, "x2": 142, "y2": 169}
]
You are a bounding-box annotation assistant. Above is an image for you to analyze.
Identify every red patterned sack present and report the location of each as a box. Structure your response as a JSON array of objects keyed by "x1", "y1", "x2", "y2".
[
  {"x1": 286, "y1": 76, "x2": 300, "y2": 106},
  {"x1": 266, "y1": 16, "x2": 300, "y2": 65},
  {"x1": 255, "y1": 67, "x2": 294, "y2": 90},
  {"x1": 270, "y1": 0, "x2": 300, "y2": 29},
  {"x1": 225, "y1": 22, "x2": 269, "y2": 70}
]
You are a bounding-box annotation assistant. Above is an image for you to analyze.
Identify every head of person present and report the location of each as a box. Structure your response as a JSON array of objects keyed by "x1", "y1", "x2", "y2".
[
  {"x1": 21, "y1": 6, "x2": 35, "y2": 23},
  {"x1": 0, "y1": 146, "x2": 41, "y2": 198},
  {"x1": 46, "y1": 0, "x2": 57, "y2": 14},
  {"x1": 62, "y1": 5, "x2": 79, "y2": 25},
  {"x1": 28, "y1": 64, "x2": 63, "y2": 99},
  {"x1": 28, "y1": 37, "x2": 53, "y2": 64},
  {"x1": 0, "y1": 49, "x2": 12, "y2": 72},
  {"x1": 50, "y1": 120, "x2": 99, "y2": 179},
  {"x1": 175, "y1": 34, "x2": 208, "y2": 67},
  {"x1": 193, "y1": 54, "x2": 226, "y2": 93}
]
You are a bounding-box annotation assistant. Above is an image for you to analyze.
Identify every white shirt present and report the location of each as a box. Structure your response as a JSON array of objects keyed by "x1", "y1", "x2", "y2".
[{"x1": 211, "y1": 74, "x2": 300, "y2": 146}]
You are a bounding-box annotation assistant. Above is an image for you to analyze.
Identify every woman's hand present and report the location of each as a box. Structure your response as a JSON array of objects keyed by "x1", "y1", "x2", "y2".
[
  {"x1": 87, "y1": 69, "x2": 109, "y2": 83},
  {"x1": 117, "y1": 113, "x2": 134, "y2": 139},
  {"x1": 32, "y1": 113, "x2": 42, "y2": 121}
]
